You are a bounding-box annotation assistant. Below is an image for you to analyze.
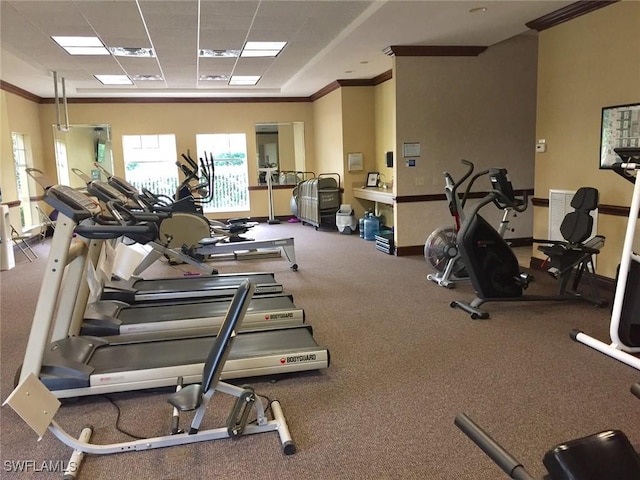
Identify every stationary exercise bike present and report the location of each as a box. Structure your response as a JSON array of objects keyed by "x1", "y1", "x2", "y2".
[
  {"x1": 425, "y1": 160, "x2": 527, "y2": 288},
  {"x1": 450, "y1": 168, "x2": 607, "y2": 319}
]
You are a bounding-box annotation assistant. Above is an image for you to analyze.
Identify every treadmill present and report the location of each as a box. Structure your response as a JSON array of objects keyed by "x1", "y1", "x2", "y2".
[
  {"x1": 82, "y1": 293, "x2": 305, "y2": 336},
  {"x1": 77, "y1": 174, "x2": 286, "y2": 303},
  {"x1": 41, "y1": 325, "x2": 328, "y2": 398},
  {"x1": 103, "y1": 272, "x2": 283, "y2": 303},
  {"x1": 65, "y1": 176, "x2": 302, "y2": 337},
  {"x1": 19, "y1": 184, "x2": 330, "y2": 399}
]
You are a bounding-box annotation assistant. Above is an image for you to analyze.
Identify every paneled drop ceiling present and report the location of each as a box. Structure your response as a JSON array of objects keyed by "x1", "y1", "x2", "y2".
[{"x1": 0, "y1": 0, "x2": 579, "y2": 99}]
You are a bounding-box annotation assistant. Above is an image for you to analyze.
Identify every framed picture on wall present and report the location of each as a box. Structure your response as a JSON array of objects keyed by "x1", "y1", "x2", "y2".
[
  {"x1": 366, "y1": 172, "x2": 379, "y2": 187},
  {"x1": 599, "y1": 103, "x2": 640, "y2": 169}
]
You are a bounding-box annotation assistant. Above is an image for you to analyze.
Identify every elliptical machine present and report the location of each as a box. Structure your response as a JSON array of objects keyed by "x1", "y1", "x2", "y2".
[
  {"x1": 93, "y1": 160, "x2": 298, "y2": 269},
  {"x1": 425, "y1": 160, "x2": 527, "y2": 288},
  {"x1": 159, "y1": 152, "x2": 259, "y2": 244},
  {"x1": 451, "y1": 167, "x2": 607, "y2": 319},
  {"x1": 94, "y1": 153, "x2": 257, "y2": 248}
]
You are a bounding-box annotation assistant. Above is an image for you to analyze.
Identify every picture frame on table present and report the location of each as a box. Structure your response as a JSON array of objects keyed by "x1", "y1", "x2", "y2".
[{"x1": 366, "y1": 172, "x2": 379, "y2": 187}]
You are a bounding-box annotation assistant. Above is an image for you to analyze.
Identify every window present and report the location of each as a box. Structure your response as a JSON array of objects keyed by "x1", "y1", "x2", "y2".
[
  {"x1": 12, "y1": 133, "x2": 36, "y2": 229},
  {"x1": 122, "y1": 134, "x2": 178, "y2": 198},
  {"x1": 196, "y1": 134, "x2": 249, "y2": 212},
  {"x1": 54, "y1": 138, "x2": 70, "y2": 186}
]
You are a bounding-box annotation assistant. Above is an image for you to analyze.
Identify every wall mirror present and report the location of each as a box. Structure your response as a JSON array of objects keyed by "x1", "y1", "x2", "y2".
[
  {"x1": 255, "y1": 122, "x2": 305, "y2": 185},
  {"x1": 53, "y1": 124, "x2": 113, "y2": 188}
]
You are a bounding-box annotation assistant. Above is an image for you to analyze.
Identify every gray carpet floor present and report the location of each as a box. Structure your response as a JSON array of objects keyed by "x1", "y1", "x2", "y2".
[{"x1": 1, "y1": 220, "x2": 638, "y2": 479}]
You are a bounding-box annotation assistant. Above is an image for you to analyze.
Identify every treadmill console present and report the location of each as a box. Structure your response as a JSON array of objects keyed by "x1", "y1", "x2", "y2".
[
  {"x1": 46, "y1": 185, "x2": 101, "y2": 221},
  {"x1": 613, "y1": 148, "x2": 640, "y2": 184},
  {"x1": 87, "y1": 181, "x2": 130, "y2": 204},
  {"x1": 489, "y1": 168, "x2": 516, "y2": 203},
  {"x1": 109, "y1": 175, "x2": 138, "y2": 196}
]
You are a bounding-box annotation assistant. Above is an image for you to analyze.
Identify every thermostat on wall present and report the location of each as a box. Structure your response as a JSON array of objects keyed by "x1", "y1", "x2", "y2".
[{"x1": 406, "y1": 158, "x2": 416, "y2": 167}]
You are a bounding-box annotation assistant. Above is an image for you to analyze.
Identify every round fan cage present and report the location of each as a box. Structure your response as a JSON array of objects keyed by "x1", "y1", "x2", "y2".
[{"x1": 424, "y1": 226, "x2": 467, "y2": 277}]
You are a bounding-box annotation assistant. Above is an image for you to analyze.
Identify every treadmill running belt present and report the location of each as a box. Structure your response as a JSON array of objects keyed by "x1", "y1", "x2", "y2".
[
  {"x1": 117, "y1": 296, "x2": 296, "y2": 324},
  {"x1": 89, "y1": 327, "x2": 318, "y2": 373},
  {"x1": 132, "y1": 273, "x2": 277, "y2": 293}
]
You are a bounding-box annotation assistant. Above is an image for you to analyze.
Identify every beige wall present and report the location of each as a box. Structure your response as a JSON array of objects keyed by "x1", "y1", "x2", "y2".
[
  {"x1": 393, "y1": 33, "x2": 538, "y2": 248},
  {"x1": 312, "y1": 86, "x2": 388, "y2": 224},
  {"x1": 1, "y1": 90, "x2": 47, "y2": 229},
  {"x1": 534, "y1": 1, "x2": 640, "y2": 279},
  {"x1": 341, "y1": 86, "x2": 376, "y2": 215},
  {"x1": 32, "y1": 101, "x2": 315, "y2": 219},
  {"x1": 311, "y1": 88, "x2": 344, "y2": 178},
  {"x1": 372, "y1": 78, "x2": 396, "y2": 227},
  {"x1": 3, "y1": 30, "x2": 537, "y2": 243},
  {"x1": 5, "y1": 1, "x2": 634, "y2": 268},
  {"x1": 374, "y1": 76, "x2": 396, "y2": 175}
]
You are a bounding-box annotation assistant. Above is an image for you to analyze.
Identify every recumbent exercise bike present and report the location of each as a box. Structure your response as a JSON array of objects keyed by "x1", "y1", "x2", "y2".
[{"x1": 451, "y1": 167, "x2": 607, "y2": 319}]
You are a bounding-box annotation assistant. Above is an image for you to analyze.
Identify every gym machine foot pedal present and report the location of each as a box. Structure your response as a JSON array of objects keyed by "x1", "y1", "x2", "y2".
[{"x1": 227, "y1": 388, "x2": 256, "y2": 438}]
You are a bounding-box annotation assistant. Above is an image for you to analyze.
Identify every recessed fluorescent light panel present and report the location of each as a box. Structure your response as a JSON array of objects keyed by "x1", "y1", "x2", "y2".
[
  {"x1": 199, "y1": 49, "x2": 240, "y2": 58},
  {"x1": 241, "y1": 41, "x2": 286, "y2": 58},
  {"x1": 95, "y1": 74, "x2": 133, "y2": 85},
  {"x1": 241, "y1": 50, "x2": 281, "y2": 58},
  {"x1": 228, "y1": 75, "x2": 261, "y2": 86},
  {"x1": 131, "y1": 74, "x2": 163, "y2": 81},
  {"x1": 52, "y1": 36, "x2": 103, "y2": 47},
  {"x1": 52, "y1": 36, "x2": 109, "y2": 55},
  {"x1": 110, "y1": 47, "x2": 155, "y2": 57},
  {"x1": 62, "y1": 47, "x2": 110, "y2": 55},
  {"x1": 199, "y1": 74, "x2": 228, "y2": 81}
]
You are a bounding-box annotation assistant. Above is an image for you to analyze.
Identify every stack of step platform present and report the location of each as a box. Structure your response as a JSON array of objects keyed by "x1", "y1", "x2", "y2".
[{"x1": 375, "y1": 231, "x2": 394, "y2": 255}]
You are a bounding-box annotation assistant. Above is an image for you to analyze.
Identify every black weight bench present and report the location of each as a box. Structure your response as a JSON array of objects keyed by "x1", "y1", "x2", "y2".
[
  {"x1": 456, "y1": 405, "x2": 640, "y2": 479},
  {"x1": 543, "y1": 428, "x2": 640, "y2": 480}
]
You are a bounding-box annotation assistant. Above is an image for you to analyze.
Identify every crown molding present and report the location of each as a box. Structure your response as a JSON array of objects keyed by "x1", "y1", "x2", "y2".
[
  {"x1": 0, "y1": 81, "x2": 43, "y2": 103},
  {"x1": 525, "y1": 0, "x2": 619, "y2": 32},
  {"x1": 309, "y1": 81, "x2": 342, "y2": 102},
  {"x1": 4, "y1": 70, "x2": 394, "y2": 104},
  {"x1": 382, "y1": 45, "x2": 487, "y2": 57},
  {"x1": 38, "y1": 96, "x2": 312, "y2": 104},
  {"x1": 310, "y1": 70, "x2": 393, "y2": 102},
  {"x1": 372, "y1": 70, "x2": 393, "y2": 84}
]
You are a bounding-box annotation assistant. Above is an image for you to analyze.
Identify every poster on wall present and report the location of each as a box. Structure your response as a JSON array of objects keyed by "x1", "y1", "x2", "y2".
[
  {"x1": 402, "y1": 142, "x2": 421, "y2": 158},
  {"x1": 599, "y1": 103, "x2": 640, "y2": 169}
]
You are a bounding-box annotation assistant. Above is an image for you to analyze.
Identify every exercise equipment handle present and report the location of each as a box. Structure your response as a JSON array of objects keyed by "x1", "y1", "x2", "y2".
[
  {"x1": 454, "y1": 413, "x2": 535, "y2": 480},
  {"x1": 631, "y1": 383, "x2": 640, "y2": 400},
  {"x1": 453, "y1": 159, "x2": 475, "y2": 199}
]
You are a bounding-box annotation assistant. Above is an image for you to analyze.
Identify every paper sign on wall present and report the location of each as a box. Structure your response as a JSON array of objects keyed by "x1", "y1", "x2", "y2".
[
  {"x1": 347, "y1": 152, "x2": 363, "y2": 172},
  {"x1": 402, "y1": 142, "x2": 420, "y2": 158}
]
